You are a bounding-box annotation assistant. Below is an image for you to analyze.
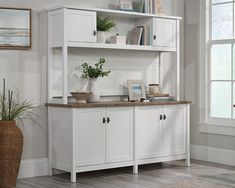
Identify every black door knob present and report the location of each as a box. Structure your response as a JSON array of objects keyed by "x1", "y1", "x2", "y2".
[
  {"x1": 163, "y1": 115, "x2": 166, "y2": 120},
  {"x1": 103, "y1": 117, "x2": 106, "y2": 124},
  {"x1": 93, "y1": 30, "x2": 97, "y2": 36}
]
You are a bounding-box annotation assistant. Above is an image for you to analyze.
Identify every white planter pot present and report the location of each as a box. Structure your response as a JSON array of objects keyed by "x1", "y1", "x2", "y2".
[
  {"x1": 87, "y1": 79, "x2": 100, "y2": 103},
  {"x1": 97, "y1": 31, "x2": 106, "y2": 43}
]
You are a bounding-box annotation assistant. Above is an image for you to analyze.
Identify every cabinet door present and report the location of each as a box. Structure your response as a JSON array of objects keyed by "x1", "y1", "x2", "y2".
[
  {"x1": 75, "y1": 108, "x2": 106, "y2": 166},
  {"x1": 161, "y1": 105, "x2": 186, "y2": 156},
  {"x1": 106, "y1": 107, "x2": 134, "y2": 163},
  {"x1": 137, "y1": 106, "x2": 162, "y2": 159},
  {"x1": 152, "y1": 18, "x2": 176, "y2": 48},
  {"x1": 67, "y1": 10, "x2": 96, "y2": 43}
]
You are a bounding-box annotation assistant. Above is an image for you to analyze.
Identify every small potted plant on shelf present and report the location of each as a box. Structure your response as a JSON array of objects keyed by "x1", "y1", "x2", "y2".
[
  {"x1": 0, "y1": 79, "x2": 36, "y2": 188},
  {"x1": 97, "y1": 16, "x2": 116, "y2": 43},
  {"x1": 80, "y1": 58, "x2": 111, "y2": 102}
]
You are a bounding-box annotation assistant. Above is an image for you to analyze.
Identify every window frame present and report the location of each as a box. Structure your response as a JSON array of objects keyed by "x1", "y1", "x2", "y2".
[{"x1": 199, "y1": 0, "x2": 235, "y2": 135}]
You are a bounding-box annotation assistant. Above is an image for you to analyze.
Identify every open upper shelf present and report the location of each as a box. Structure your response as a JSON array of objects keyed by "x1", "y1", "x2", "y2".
[
  {"x1": 47, "y1": 6, "x2": 182, "y2": 20},
  {"x1": 51, "y1": 42, "x2": 176, "y2": 52},
  {"x1": 48, "y1": 6, "x2": 179, "y2": 53}
]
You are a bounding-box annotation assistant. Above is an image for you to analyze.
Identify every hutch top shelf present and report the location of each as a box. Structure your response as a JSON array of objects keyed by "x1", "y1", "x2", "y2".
[
  {"x1": 47, "y1": 6, "x2": 182, "y2": 20},
  {"x1": 48, "y1": 6, "x2": 180, "y2": 52}
]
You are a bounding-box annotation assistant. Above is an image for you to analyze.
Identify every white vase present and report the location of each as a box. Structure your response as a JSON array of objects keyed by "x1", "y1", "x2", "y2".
[
  {"x1": 87, "y1": 78, "x2": 100, "y2": 103},
  {"x1": 97, "y1": 31, "x2": 106, "y2": 43}
]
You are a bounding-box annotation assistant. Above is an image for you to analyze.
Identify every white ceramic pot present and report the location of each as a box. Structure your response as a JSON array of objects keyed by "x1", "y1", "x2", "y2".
[
  {"x1": 97, "y1": 31, "x2": 106, "y2": 43},
  {"x1": 87, "y1": 78, "x2": 100, "y2": 103}
]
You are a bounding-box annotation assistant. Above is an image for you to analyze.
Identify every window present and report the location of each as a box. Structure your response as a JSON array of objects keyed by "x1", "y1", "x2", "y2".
[{"x1": 209, "y1": 0, "x2": 235, "y2": 120}]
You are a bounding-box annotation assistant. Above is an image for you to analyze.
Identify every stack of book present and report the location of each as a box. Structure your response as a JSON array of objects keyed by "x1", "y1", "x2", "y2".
[
  {"x1": 127, "y1": 25, "x2": 150, "y2": 46},
  {"x1": 127, "y1": 27, "x2": 143, "y2": 45},
  {"x1": 117, "y1": 0, "x2": 163, "y2": 14},
  {"x1": 147, "y1": 94, "x2": 175, "y2": 102},
  {"x1": 138, "y1": 26, "x2": 150, "y2": 45},
  {"x1": 144, "y1": 0, "x2": 163, "y2": 14}
]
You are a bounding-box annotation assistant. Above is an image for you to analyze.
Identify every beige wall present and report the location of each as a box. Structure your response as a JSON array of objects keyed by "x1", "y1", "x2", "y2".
[
  {"x1": 0, "y1": 0, "x2": 182, "y2": 160},
  {"x1": 184, "y1": 0, "x2": 235, "y2": 150}
]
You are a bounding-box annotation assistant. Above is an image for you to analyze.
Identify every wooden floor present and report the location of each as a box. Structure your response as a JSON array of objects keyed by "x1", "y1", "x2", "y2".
[{"x1": 16, "y1": 160, "x2": 235, "y2": 188}]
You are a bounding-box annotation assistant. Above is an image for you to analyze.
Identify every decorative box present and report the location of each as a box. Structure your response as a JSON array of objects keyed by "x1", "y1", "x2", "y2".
[{"x1": 110, "y1": 35, "x2": 126, "y2": 45}]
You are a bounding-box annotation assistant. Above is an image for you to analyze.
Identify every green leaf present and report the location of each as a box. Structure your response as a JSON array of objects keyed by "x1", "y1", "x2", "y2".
[
  {"x1": 0, "y1": 80, "x2": 36, "y2": 123},
  {"x1": 97, "y1": 16, "x2": 116, "y2": 31},
  {"x1": 80, "y1": 58, "x2": 111, "y2": 79}
]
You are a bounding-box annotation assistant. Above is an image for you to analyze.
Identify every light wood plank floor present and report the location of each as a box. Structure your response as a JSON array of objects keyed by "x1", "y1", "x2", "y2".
[{"x1": 16, "y1": 160, "x2": 235, "y2": 188}]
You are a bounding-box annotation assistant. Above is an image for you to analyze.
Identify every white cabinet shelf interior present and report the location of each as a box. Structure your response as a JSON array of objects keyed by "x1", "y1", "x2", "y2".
[{"x1": 50, "y1": 48, "x2": 160, "y2": 99}]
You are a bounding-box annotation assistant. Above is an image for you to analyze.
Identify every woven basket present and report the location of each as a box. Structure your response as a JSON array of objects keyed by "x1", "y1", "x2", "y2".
[{"x1": 0, "y1": 121, "x2": 23, "y2": 188}]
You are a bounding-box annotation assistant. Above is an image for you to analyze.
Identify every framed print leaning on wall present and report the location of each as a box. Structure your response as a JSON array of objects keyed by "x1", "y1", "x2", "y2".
[
  {"x1": 127, "y1": 80, "x2": 146, "y2": 101},
  {"x1": 0, "y1": 8, "x2": 31, "y2": 49}
]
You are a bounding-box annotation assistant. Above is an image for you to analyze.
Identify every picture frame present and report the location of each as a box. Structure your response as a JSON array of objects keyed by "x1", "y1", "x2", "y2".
[
  {"x1": 0, "y1": 7, "x2": 32, "y2": 49},
  {"x1": 127, "y1": 80, "x2": 146, "y2": 101},
  {"x1": 133, "y1": 0, "x2": 145, "y2": 13},
  {"x1": 119, "y1": 0, "x2": 133, "y2": 11}
]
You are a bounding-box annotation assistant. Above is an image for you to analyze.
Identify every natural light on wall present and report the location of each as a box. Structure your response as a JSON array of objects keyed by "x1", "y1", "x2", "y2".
[{"x1": 210, "y1": 0, "x2": 235, "y2": 119}]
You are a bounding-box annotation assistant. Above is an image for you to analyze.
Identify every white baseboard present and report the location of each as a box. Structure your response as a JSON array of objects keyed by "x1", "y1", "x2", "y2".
[
  {"x1": 18, "y1": 158, "x2": 48, "y2": 179},
  {"x1": 191, "y1": 144, "x2": 235, "y2": 166}
]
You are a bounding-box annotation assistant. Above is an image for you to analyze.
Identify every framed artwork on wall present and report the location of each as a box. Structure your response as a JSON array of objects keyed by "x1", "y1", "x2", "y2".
[
  {"x1": 127, "y1": 80, "x2": 146, "y2": 101},
  {"x1": 0, "y1": 8, "x2": 31, "y2": 49}
]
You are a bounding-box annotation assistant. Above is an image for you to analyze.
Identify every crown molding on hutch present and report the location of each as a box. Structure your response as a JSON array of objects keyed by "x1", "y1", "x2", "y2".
[{"x1": 46, "y1": 6, "x2": 182, "y2": 20}]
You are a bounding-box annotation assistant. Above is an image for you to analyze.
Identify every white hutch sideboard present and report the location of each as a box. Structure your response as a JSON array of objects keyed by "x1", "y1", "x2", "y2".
[{"x1": 47, "y1": 6, "x2": 190, "y2": 183}]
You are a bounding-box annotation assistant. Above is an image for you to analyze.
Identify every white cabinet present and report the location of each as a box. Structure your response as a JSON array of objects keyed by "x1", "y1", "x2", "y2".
[
  {"x1": 137, "y1": 106, "x2": 162, "y2": 159},
  {"x1": 152, "y1": 18, "x2": 176, "y2": 48},
  {"x1": 48, "y1": 8, "x2": 97, "y2": 47},
  {"x1": 75, "y1": 107, "x2": 133, "y2": 166},
  {"x1": 67, "y1": 9, "x2": 97, "y2": 43},
  {"x1": 106, "y1": 108, "x2": 133, "y2": 163},
  {"x1": 161, "y1": 106, "x2": 186, "y2": 156},
  {"x1": 49, "y1": 106, "x2": 134, "y2": 182},
  {"x1": 48, "y1": 103, "x2": 190, "y2": 183},
  {"x1": 75, "y1": 108, "x2": 106, "y2": 167},
  {"x1": 137, "y1": 105, "x2": 187, "y2": 161}
]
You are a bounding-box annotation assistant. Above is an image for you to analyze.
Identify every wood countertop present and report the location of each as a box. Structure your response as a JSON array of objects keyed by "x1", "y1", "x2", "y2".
[{"x1": 46, "y1": 101, "x2": 191, "y2": 108}]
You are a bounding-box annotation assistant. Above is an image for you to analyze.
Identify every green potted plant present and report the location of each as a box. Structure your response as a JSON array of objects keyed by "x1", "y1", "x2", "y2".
[
  {"x1": 97, "y1": 16, "x2": 116, "y2": 43},
  {"x1": 0, "y1": 79, "x2": 36, "y2": 188},
  {"x1": 80, "y1": 58, "x2": 111, "y2": 102}
]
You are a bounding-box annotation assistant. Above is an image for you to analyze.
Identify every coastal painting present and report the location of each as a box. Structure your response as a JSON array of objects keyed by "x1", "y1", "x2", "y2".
[{"x1": 0, "y1": 8, "x2": 31, "y2": 49}]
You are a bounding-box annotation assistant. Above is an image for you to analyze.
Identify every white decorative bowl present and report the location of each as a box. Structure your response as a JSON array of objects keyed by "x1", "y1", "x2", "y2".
[{"x1": 71, "y1": 92, "x2": 90, "y2": 103}]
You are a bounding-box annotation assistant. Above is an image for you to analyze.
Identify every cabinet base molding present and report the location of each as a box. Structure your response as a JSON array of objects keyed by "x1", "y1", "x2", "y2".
[
  {"x1": 138, "y1": 154, "x2": 187, "y2": 165},
  {"x1": 51, "y1": 163, "x2": 71, "y2": 172},
  {"x1": 75, "y1": 161, "x2": 134, "y2": 173},
  {"x1": 51, "y1": 161, "x2": 135, "y2": 183}
]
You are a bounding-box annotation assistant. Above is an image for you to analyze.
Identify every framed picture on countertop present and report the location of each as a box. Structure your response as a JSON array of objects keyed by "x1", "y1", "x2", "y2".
[{"x1": 127, "y1": 80, "x2": 146, "y2": 101}]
